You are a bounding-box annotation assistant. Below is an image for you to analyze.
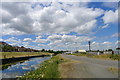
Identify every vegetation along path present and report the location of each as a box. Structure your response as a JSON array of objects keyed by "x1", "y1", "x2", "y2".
[{"x1": 60, "y1": 54, "x2": 118, "y2": 78}]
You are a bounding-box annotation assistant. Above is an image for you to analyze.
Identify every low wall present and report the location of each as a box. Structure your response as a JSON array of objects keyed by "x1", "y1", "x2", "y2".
[{"x1": 1, "y1": 55, "x2": 50, "y2": 64}]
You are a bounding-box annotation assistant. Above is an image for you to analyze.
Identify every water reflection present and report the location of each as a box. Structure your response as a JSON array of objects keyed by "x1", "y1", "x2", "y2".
[{"x1": 1, "y1": 56, "x2": 51, "y2": 78}]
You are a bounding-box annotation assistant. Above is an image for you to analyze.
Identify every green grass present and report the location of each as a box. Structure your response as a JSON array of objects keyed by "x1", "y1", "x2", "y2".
[
  {"x1": 0, "y1": 52, "x2": 53, "y2": 59},
  {"x1": 68, "y1": 52, "x2": 87, "y2": 56},
  {"x1": 20, "y1": 55, "x2": 67, "y2": 79}
]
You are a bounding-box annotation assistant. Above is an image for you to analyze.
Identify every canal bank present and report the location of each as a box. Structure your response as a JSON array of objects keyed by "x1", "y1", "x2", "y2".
[
  {"x1": 1, "y1": 53, "x2": 53, "y2": 70},
  {"x1": 20, "y1": 55, "x2": 68, "y2": 79}
]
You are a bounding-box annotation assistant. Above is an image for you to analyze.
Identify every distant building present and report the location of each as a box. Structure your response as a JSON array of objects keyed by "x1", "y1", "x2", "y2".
[
  {"x1": 89, "y1": 52, "x2": 99, "y2": 55},
  {"x1": 78, "y1": 50, "x2": 86, "y2": 53},
  {"x1": 103, "y1": 51, "x2": 112, "y2": 54},
  {"x1": 64, "y1": 51, "x2": 73, "y2": 54}
]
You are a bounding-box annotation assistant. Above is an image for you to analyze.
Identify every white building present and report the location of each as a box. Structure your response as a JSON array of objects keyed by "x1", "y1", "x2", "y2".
[
  {"x1": 103, "y1": 51, "x2": 112, "y2": 54},
  {"x1": 78, "y1": 50, "x2": 86, "y2": 53},
  {"x1": 64, "y1": 51, "x2": 73, "y2": 54}
]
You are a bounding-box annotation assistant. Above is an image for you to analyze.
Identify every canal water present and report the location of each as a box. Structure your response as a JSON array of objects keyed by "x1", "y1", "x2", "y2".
[{"x1": 1, "y1": 56, "x2": 51, "y2": 78}]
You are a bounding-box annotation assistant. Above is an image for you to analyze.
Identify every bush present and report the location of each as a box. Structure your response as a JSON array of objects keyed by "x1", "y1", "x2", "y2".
[
  {"x1": 109, "y1": 54, "x2": 119, "y2": 60},
  {"x1": 80, "y1": 52, "x2": 87, "y2": 54}
]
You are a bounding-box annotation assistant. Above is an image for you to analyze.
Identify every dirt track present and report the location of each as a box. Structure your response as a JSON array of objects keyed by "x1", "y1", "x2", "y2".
[{"x1": 60, "y1": 54, "x2": 118, "y2": 78}]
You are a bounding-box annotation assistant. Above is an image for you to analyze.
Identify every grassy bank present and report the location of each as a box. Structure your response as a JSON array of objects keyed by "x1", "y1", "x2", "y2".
[
  {"x1": 68, "y1": 53, "x2": 119, "y2": 60},
  {"x1": 20, "y1": 55, "x2": 69, "y2": 79},
  {"x1": 86, "y1": 54, "x2": 119, "y2": 60},
  {"x1": 0, "y1": 52, "x2": 53, "y2": 59}
]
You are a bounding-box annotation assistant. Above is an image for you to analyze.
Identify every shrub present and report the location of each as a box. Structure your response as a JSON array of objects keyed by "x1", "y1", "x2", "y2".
[
  {"x1": 80, "y1": 52, "x2": 87, "y2": 54},
  {"x1": 109, "y1": 54, "x2": 119, "y2": 60}
]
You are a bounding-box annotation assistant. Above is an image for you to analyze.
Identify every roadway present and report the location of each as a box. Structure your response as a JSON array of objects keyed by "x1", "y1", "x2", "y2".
[{"x1": 61, "y1": 54, "x2": 118, "y2": 78}]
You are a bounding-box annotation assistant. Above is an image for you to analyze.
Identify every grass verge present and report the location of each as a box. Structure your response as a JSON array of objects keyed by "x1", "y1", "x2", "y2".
[
  {"x1": 86, "y1": 54, "x2": 120, "y2": 60},
  {"x1": 68, "y1": 53, "x2": 119, "y2": 60},
  {"x1": 108, "y1": 67, "x2": 118, "y2": 74},
  {"x1": 19, "y1": 55, "x2": 69, "y2": 79}
]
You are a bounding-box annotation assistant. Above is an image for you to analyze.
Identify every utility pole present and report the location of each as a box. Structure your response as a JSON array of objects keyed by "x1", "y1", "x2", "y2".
[{"x1": 88, "y1": 41, "x2": 91, "y2": 51}]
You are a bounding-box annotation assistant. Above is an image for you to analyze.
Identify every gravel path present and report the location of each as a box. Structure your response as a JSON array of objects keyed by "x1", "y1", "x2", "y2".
[{"x1": 61, "y1": 54, "x2": 118, "y2": 78}]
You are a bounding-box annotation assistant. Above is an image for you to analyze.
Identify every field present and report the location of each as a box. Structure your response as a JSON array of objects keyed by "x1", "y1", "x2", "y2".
[{"x1": 0, "y1": 52, "x2": 53, "y2": 59}]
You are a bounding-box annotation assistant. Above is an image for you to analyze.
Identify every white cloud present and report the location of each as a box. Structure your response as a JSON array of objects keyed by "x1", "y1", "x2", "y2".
[
  {"x1": 1, "y1": 3, "x2": 33, "y2": 35},
  {"x1": 3, "y1": 37, "x2": 22, "y2": 46},
  {"x1": 35, "y1": 6, "x2": 104, "y2": 34},
  {"x1": 45, "y1": 34, "x2": 94, "y2": 51},
  {"x1": 101, "y1": 24, "x2": 109, "y2": 29},
  {"x1": 102, "y1": 41, "x2": 112, "y2": 44},
  {"x1": 91, "y1": 41, "x2": 116, "y2": 50},
  {"x1": 47, "y1": 34, "x2": 62, "y2": 41},
  {"x1": 3, "y1": 37, "x2": 32, "y2": 47},
  {"x1": 2, "y1": 35, "x2": 117, "y2": 51},
  {"x1": 102, "y1": 9, "x2": 118, "y2": 24},
  {"x1": 33, "y1": 36, "x2": 47, "y2": 43},
  {"x1": 47, "y1": 34, "x2": 93, "y2": 43},
  {"x1": 38, "y1": 44, "x2": 46, "y2": 46},
  {"x1": 4, "y1": 37, "x2": 20, "y2": 43},
  {"x1": 33, "y1": 39, "x2": 47, "y2": 43},
  {"x1": 0, "y1": 23, "x2": 25, "y2": 36},
  {"x1": 111, "y1": 33, "x2": 120, "y2": 37},
  {"x1": 30, "y1": 34, "x2": 95, "y2": 51},
  {"x1": 23, "y1": 38, "x2": 32, "y2": 41},
  {"x1": 1, "y1": 2, "x2": 104, "y2": 35},
  {"x1": 9, "y1": 43, "x2": 19, "y2": 46},
  {"x1": 73, "y1": 20, "x2": 97, "y2": 33},
  {"x1": 1, "y1": 2, "x2": 118, "y2": 51},
  {"x1": 0, "y1": 38, "x2": 3, "y2": 41},
  {"x1": 0, "y1": 8, "x2": 13, "y2": 23}
]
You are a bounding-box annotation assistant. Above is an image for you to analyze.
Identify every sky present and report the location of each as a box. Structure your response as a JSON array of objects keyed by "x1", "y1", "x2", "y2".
[{"x1": 0, "y1": 1, "x2": 119, "y2": 51}]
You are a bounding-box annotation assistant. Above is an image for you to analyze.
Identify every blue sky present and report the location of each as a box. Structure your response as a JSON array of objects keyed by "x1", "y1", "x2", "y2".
[{"x1": 1, "y1": 2, "x2": 119, "y2": 51}]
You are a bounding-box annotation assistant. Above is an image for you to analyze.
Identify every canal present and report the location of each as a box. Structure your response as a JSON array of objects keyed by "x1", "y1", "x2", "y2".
[{"x1": 1, "y1": 56, "x2": 51, "y2": 78}]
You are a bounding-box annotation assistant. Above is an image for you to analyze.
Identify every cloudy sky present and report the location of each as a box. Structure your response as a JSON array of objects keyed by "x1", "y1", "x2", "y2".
[{"x1": 1, "y1": 1, "x2": 119, "y2": 51}]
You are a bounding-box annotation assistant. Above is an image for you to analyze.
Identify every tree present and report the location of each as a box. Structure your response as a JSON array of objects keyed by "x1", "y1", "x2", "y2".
[
  {"x1": 41, "y1": 49, "x2": 45, "y2": 52},
  {"x1": 108, "y1": 49, "x2": 113, "y2": 51}
]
